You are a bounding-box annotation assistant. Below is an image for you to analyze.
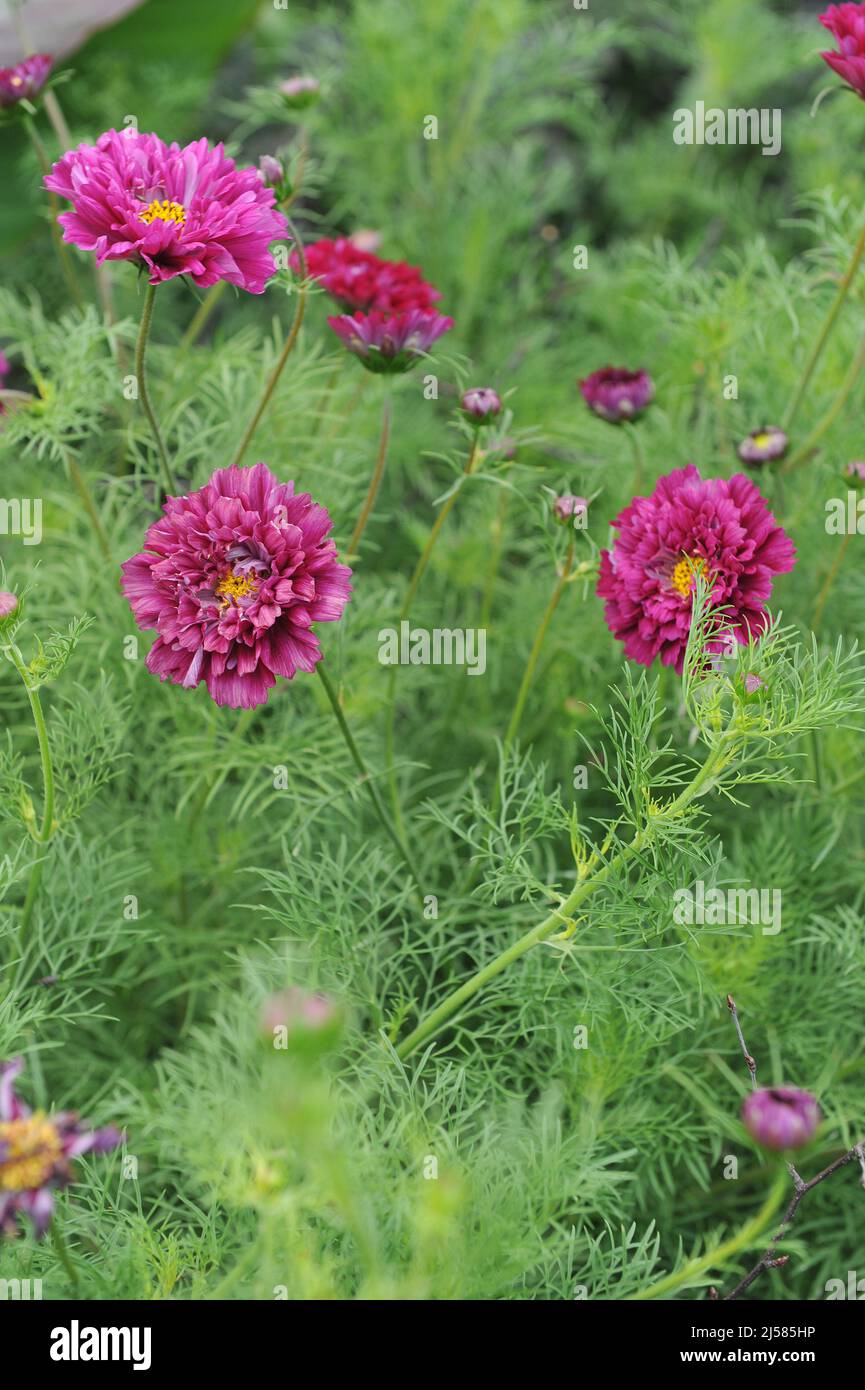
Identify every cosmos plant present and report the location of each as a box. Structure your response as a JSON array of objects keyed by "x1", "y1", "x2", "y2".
[{"x1": 2, "y1": 1, "x2": 865, "y2": 1309}]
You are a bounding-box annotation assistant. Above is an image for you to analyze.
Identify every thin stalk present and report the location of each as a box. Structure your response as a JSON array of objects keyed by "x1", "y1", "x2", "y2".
[
  {"x1": 480, "y1": 485, "x2": 510, "y2": 629},
  {"x1": 783, "y1": 210, "x2": 865, "y2": 432},
  {"x1": 228, "y1": 217, "x2": 308, "y2": 469},
  {"x1": 51, "y1": 1224, "x2": 81, "y2": 1295},
  {"x1": 384, "y1": 434, "x2": 482, "y2": 834},
  {"x1": 62, "y1": 448, "x2": 113, "y2": 565},
  {"x1": 347, "y1": 388, "x2": 392, "y2": 562},
  {"x1": 135, "y1": 283, "x2": 177, "y2": 496},
  {"x1": 631, "y1": 1167, "x2": 788, "y2": 1301},
  {"x1": 503, "y1": 536, "x2": 575, "y2": 750},
  {"x1": 3, "y1": 642, "x2": 56, "y2": 947},
  {"x1": 811, "y1": 529, "x2": 853, "y2": 632},
  {"x1": 25, "y1": 118, "x2": 83, "y2": 307},
  {"x1": 179, "y1": 281, "x2": 227, "y2": 353},
  {"x1": 782, "y1": 325, "x2": 865, "y2": 473},
  {"x1": 395, "y1": 736, "x2": 733, "y2": 1061},
  {"x1": 316, "y1": 663, "x2": 421, "y2": 895},
  {"x1": 624, "y1": 422, "x2": 645, "y2": 493}
]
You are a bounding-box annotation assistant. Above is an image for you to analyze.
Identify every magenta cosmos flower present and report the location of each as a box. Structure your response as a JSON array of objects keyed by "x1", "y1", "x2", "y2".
[
  {"x1": 44, "y1": 129, "x2": 287, "y2": 292},
  {"x1": 579, "y1": 366, "x2": 654, "y2": 423},
  {"x1": 0, "y1": 1058, "x2": 121, "y2": 1238},
  {"x1": 0, "y1": 54, "x2": 53, "y2": 110},
  {"x1": 292, "y1": 236, "x2": 442, "y2": 313},
  {"x1": 121, "y1": 463, "x2": 351, "y2": 709},
  {"x1": 737, "y1": 425, "x2": 788, "y2": 467},
  {"x1": 328, "y1": 308, "x2": 453, "y2": 374},
  {"x1": 742, "y1": 1087, "x2": 820, "y2": 1152},
  {"x1": 597, "y1": 464, "x2": 796, "y2": 673},
  {"x1": 820, "y1": 4, "x2": 865, "y2": 97}
]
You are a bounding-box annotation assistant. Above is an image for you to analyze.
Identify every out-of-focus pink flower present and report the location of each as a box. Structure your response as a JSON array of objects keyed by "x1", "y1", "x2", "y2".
[
  {"x1": 328, "y1": 308, "x2": 453, "y2": 374},
  {"x1": 737, "y1": 425, "x2": 788, "y2": 467},
  {"x1": 461, "y1": 387, "x2": 501, "y2": 421},
  {"x1": 579, "y1": 366, "x2": 654, "y2": 423},
  {"x1": 0, "y1": 54, "x2": 53, "y2": 110},
  {"x1": 121, "y1": 463, "x2": 351, "y2": 709},
  {"x1": 279, "y1": 75, "x2": 321, "y2": 109},
  {"x1": 0, "y1": 591, "x2": 18, "y2": 621},
  {"x1": 350, "y1": 229, "x2": 382, "y2": 254},
  {"x1": 596, "y1": 464, "x2": 796, "y2": 674},
  {"x1": 820, "y1": 4, "x2": 865, "y2": 97},
  {"x1": 0, "y1": 1057, "x2": 121, "y2": 1239},
  {"x1": 554, "y1": 494, "x2": 588, "y2": 525},
  {"x1": 258, "y1": 154, "x2": 284, "y2": 186},
  {"x1": 844, "y1": 459, "x2": 865, "y2": 486},
  {"x1": 292, "y1": 236, "x2": 442, "y2": 313},
  {"x1": 742, "y1": 1087, "x2": 820, "y2": 1151},
  {"x1": 44, "y1": 129, "x2": 287, "y2": 293},
  {"x1": 743, "y1": 672, "x2": 765, "y2": 694}
]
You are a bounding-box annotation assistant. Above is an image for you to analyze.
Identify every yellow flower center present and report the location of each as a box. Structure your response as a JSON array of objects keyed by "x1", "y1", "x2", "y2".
[
  {"x1": 139, "y1": 198, "x2": 186, "y2": 226},
  {"x1": 752, "y1": 432, "x2": 772, "y2": 449},
  {"x1": 670, "y1": 554, "x2": 706, "y2": 599},
  {"x1": 0, "y1": 1113, "x2": 63, "y2": 1191},
  {"x1": 215, "y1": 567, "x2": 258, "y2": 606}
]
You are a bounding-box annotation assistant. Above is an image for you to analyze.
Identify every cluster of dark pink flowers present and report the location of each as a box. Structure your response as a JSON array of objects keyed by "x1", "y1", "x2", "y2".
[{"x1": 0, "y1": 1058, "x2": 121, "y2": 1238}]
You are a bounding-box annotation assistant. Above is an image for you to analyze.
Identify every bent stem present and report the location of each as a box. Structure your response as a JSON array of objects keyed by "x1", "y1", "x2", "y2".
[
  {"x1": 347, "y1": 387, "x2": 392, "y2": 562},
  {"x1": 631, "y1": 1166, "x2": 788, "y2": 1301},
  {"x1": 229, "y1": 216, "x2": 308, "y2": 469},
  {"x1": 384, "y1": 433, "x2": 482, "y2": 835},
  {"x1": 316, "y1": 663, "x2": 421, "y2": 895},
  {"x1": 782, "y1": 323, "x2": 865, "y2": 474},
  {"x1": 135, "y1": 283, "x2": 178, "y2": 496},
  {"x1": 783, "y1": 208, "x2": 865, "y2": 433},
  {"x1": 62, "y1": 448, "x2": 113, "y2": 565},
  {"x1": 395, "y1": 735, "x2": 733, "y2": 1061},
  {"x1": 503, "y1": 536, "x2": 575, "y2": 750},
  {"x1": 25, "y1": 118, "x2": 83, "y2": 308},
  {"x1": 3, "y1": 642, "x2": 56, "y2": 953},
  {"x1": 811, "y1": 529, "x2": 853, "y2": 633}
]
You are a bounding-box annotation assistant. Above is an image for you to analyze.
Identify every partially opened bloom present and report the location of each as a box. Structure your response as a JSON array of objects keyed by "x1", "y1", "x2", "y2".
[
  {"x1": 293, "y1": 236, "x2": 442, "y2": 313},
  {"x1": 328, "y1": 308, "x2": 453, "y2": 374},
  {"x1": 579, "y1": 366, "x2": 654, "y2": 423},
  {"x1": 554, "y1": 493, "x2": 588, "y2": 525},
  {"x1": 737, "y1": 425, "x2": 788, "y2": 467},
  {"x1": 44, "y1": 129, "x2": 287, "y2": 292},
  {"x1": 820, "y1": 4, "x2": 865, "y2": 98},
  {"x1": 121, "y1": 463, "x2": 352, "y2": 709},
  {"x1": 742, "y1": 1087, "x2": 820, "y2": 1151},
  {"x1": 461, "y1": 387, "x2": 501, "y2": 422},
  {"x1": 597, "y1": 464, "x2": 796, "y2": 673},
  {"x1": 0, "y1": 54, "x2": 53, "y2": 110},
  {"x1": 279, "y1": 75, "x2": 321, "y2": 110},
  {"x1": 0, "y1": 591, "x2": 18, "y2": 621},
  {"x1": 0, "y1": 1058, "x2": 121, "y2": 1238}
]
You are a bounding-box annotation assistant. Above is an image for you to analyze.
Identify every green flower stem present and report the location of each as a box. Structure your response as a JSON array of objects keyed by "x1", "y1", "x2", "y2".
[
  {"x1": 347, "y1": 387, "x2": 392, "y2": 562},
  {"x1": 135, "y1": 284, "x2": 178, "y2": 496},
  {"x1": 179, "y1": 281, "x2": 228, "y2": 353},
  {"x1": 782, "y1": 209, "x2": 865, "y2": 433},
  {"x1": 62, "y1": 448, "x2": 113, "y2": 565},
  {"x1": 503, "y1": 536, "x2": 576, "y2": 750},
  {"x1": 782, "y1": 324, "x2": 865, "y2": 474},
  {"x1": 480, "y1": 485, "x2": 511, "y2": 630},
  {"x1": 228, "y1": 217, "x2": 308, "y2": 469},
  {"x1": 630, "y1": 1166, "x2": 788, "y2": 1302},
  {"x1": 384, "y1": 433, "x2": 482, "y2": 836},
  {"x1": 25, "y1": 118, "x2": 84, "y2": 309},
  {"x1": 3, "y1": 642, "x2": 56, "y2": 947},
  {"x1": 395, "y1": 736, "x2": 733, "y2": 1062},
  {"x1": 316, "y1": 663, "x2": 421, "y2": 896}
]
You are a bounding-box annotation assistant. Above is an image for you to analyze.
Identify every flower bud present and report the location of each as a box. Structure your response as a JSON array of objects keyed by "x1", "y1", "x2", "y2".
[
  {"x1": 742, "y1": 1087, "x2": 820, "y2": 1151},
  {"x1": 737, "y1": 426, "x2": 788, "y2": 467},
  {"x1": 261, "y1": 987, "x2": 343, "y2": 1057},
  {"x1": 743, "y1": 673, "x2": 765, "y2": 695},
  {"x1": 279, "y1": 75, "x2": 320, "y2": 111},
  {"x1": 258, "y1": 154, "x2": 284, "y2": 188},
  {"x1": 579, "y1": 366, "x2": 653, "y2": 423},
  {"x1": 553, "y1": 494, "x2": 588, "y2": 525},
  {"x1": 0, "y1": 590, "x2": 18, "y2": 622},
  {"x1": 460, "y1": 387, "x2": 502, "y2": 423},
  {"x1": 844, "y1": 460, "x2": 865, "y2": 489}
]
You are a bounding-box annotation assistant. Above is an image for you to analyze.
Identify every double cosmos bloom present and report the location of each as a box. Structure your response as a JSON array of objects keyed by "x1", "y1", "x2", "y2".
[
  {"x1": 597, "y1": 465, "x2": 795, "y2": 674},
  {"x1": 44, "y1": 129, "x2": 287, "y2": 292},
  {"x1": 121, "y1": 464, "x2": 352, "y2": 709},
  {"x1": 820, "y1": 3, "x2": 865, "y2": 97}
]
